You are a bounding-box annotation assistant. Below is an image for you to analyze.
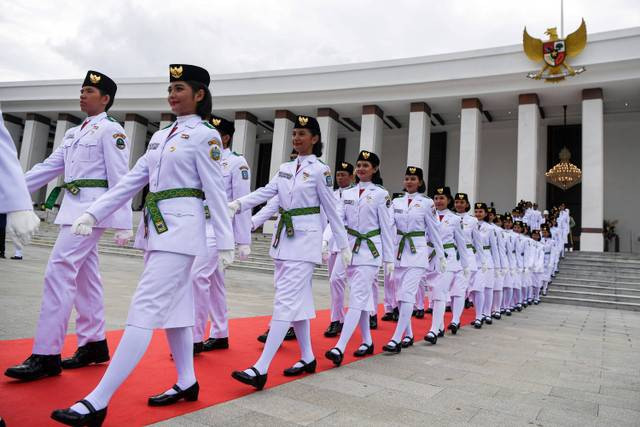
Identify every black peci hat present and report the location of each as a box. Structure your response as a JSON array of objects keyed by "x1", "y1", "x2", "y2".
[
  {"x1": 405, "y1": 166, "x2": 423, "y2": 181},
  {"x1": 487, "y1": 206, "x2": 496, "y2": 215},
  {"x1": 336, "y1": 161, "x2": 354, "y2": 174},
  {"x1": 210, "y1": 115, "x2": 235, "y2": 137},
  {"x1": 432, "y1": 186, "x2": 452, "y2": 199},
  {"x1": 169, "y1": 64, "x2": 210, "y2": 86},
  {"x1": 82, "y1": 70, "x2": 117, "y2": 100},
  {"x1": 293, "y1": 115, "x2": 321, "y2": 135},
  {"x1": 454, "y1": 193, "x2": 470, "y2": 211},
  {"x1": 357, "y1": 150, "x2": 380, "y2": 167},
  {"x1": 474, "y1": 202, "x2": 488, "y2": 211}
]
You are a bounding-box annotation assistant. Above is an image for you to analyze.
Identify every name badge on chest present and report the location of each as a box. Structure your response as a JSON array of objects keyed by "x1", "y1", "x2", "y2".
[
  {"x1": 279, "y1": 171, "x2": 293, "y2": 179},
  {"x1": 148, "y1": 142, "x2": 160, "y2": 150},
  {"x1": 344, "y1": 199, "x2": 354, "y2": 205}
]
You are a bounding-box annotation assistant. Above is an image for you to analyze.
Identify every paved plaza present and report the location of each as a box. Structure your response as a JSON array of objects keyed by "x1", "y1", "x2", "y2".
[{"x1": 1, "y1": 244, "x2": 640, "y2": 426}]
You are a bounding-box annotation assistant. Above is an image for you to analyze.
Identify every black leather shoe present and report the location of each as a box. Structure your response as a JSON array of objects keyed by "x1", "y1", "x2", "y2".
[
  {"x1": 392, "y1": 307, "x2": 399, "y2": 321},
  {"x1": 424, "y1": 331, "x2": 437, "y2": 345},
  {"x1": 491, "y1": 312, "x2": 501, "y2": 320},
  {"x1": 472, "y1": 319, "x2": 482, "y2": 329},
  {"x1": 464, "y1": 298, "x2": 472, "y2": 309},
  {"x1": 62, "y1": 340, "x2": 110, "y2": 370},
  {"x1": 284, "y1": 327, "x2": 296, "y2": 340},
  {"x1": 425, "y1": 308, "x2": 433, "y2": 314},
  {"x1": 203, "y1": 337, "x2": 229, "y2": 351},
  {"x1": 148, "y1": 382, "x2": 199, "y2": 406},
  {"x1": 505, "y1": 309, "x2": 512, "y2": 316},
  {"x1": 500, "y1": 309, "x2": 506, "y2": 314},
  {"x1": 516, "y1": 304, "x2": 523, "y2": 312},
  {"x1": 437, "y1": 329, "x2": 445, "y2": 338},
  {"x1": 324, "y1": 347, "x2": 344, "y2": 366},
  {"x1": 5, "y1": 354, "x2": 61, "y2": 381},
  {"x1": 10, "y1": 256, "x2": 22, "y2": 260},
  {"x1": 193, "y1": 342, "x2": 204, "y2": 355},
  {"x1": 401, "y1": 336, "x2": 414, "y2": 348},
  {"x1": 283, "y1": 359, "x2": 316, "y2": 376},
  {"x1": 383, "y1": 340, "x2": 401, "y2": 353},
  {"x1": 448, "y1": 322, "x2": 459, "y2": 335},
  {"x1": 381, "y1": 312, "x2": 395, "y2": 321},
  {"x1": 412, "y1": 309, "x2": 417, "y2": 317},
  {"x1": 369, "y1": 315, "x2": 378, "y2": 330},
  {"x1": 483, "y1": 316, "x2": 493, "y2": 325},
  {"x1": 231, "y1": 367, "x2": 267, "y2": 390},
  {"x1": 324, "y1": 321, "x2": 343, "y2": 337},
  {"x1": 415, "y1": 309, "x2": 425, "y2": 319},
  {"x1": 51, "y1": 399, "x2": 107, "y2": 426},
  {"x1": 354, "y1": 343, "x2": 374, "y2": 357},
  {"x1": 257, "y1": 329, "x2": 269, "y2": 343},
  {"x1": 445, "y1": 306, "x2": 452, "y2": 313}
]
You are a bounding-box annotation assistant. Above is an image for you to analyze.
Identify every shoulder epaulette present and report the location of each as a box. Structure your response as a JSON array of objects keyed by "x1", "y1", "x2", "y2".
[
  {"x1": 161, "y1": 122, "x2": 174, "y2": 130},
  {"x1": 375, "y1": 184, "x2": 386, "y2": 190},
  {"x1": 317, "y1": 158, "x2": 326, "y2": 165},
  {"x1": 202, "y1": 121, "x2": 215, "y2": 129},
  {"x1": 107, "y1": 115, "x2": 119, "y2": 123},
  {"x1": 232, "y1": 151, "x2": 242, "y2": 156}
]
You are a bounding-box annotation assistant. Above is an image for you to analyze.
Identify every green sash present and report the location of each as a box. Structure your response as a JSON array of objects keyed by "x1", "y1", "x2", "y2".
[
  {"x1": 44, "y1": 179, "x2": 108, "y2": 209},
  {"x1": 144, "y1": 188, "x2": 205, "y2": 234},
  {"x1": 346, "y1": 227, "x2": 381, "y2": 258},
  {"x1": 396, "y1": 230, "x2": 424, "y2": 260},
  {"x1": 272, "y1": 206, "x2": 321, "y2": 248}
]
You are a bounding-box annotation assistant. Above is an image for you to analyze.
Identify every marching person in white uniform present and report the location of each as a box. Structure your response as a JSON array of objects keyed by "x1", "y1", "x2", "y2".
[
  {"x1": 5, "y1": 71, "x2": 133, "y2": 382},
  {"x1": 488, "y1": 209, "x2": 508, "y2": 320},
  {"x1": 191, "y1": 115, "x2": 252, "y2": 353},
  {"x1": 51, "y1": 64, "x2": 234, "y2": 426},
  {"x1": 325, "y1": 150, "x2": 394, "y2": 366},
  {"x1": 501, "y1": 213, "x2": 519, "y2": 315},
  {"x1": 382, "y1": 167, "x2": 444, "y2": 353},
  {"x1": 229, "y1": 115, "x2": 350, "y2": 389},
  {"x1": 473, "y1": 203, "x2": 500, "y2": 326}
]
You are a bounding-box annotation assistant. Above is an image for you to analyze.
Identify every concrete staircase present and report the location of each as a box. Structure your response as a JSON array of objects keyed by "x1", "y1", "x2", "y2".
[{"x1": 545, "y1": 251, "x2": 640, "y2": 311}]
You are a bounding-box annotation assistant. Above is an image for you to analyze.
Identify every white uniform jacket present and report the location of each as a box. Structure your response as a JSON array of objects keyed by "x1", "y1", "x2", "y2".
[
  {"x1": 476, "y1": 220, "x2": 500, "y2": 269},
  {"x1": 25, "y1": 112, "x2": 132, "y2": 229},
  {"x1": 0, "y1": 109, "x2": 32, "y2": 212},
  {"x1": 392, "y1": 193, "x2": 444, "y2": 268},
  {"x1": 341, "y1": 182, "x2": 394, "y2": 267},
  {"x1": 237, "y1": 154, "x2": 348, "y2": 264},
  {"x1": 87, "y1": 115, "x2": 233, "y2": 256},
  {"x1": 435, "y1": 209, "x2": 470, "y2": 272},
  {"x1": 219, "y1": 148, "x2": 251, "y2": 244},
  {"x1": 458, "y1": 212, "x2": 484, "y2": 272}
]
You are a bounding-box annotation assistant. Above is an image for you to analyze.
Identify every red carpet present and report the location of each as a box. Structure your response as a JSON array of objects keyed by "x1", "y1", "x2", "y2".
[{"x1": 0, "y1": 305, "x2": 475, "y2": 426}]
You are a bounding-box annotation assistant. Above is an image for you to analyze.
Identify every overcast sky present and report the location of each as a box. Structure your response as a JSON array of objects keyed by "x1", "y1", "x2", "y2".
[{"x1": 0, "y1": 0, "x2": 638, "y2": 82}]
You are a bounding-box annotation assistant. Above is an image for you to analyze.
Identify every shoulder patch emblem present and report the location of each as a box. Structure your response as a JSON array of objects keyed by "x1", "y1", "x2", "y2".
[
  {"x1": 208, "y1": 139, "x2": 220, "y2": 146},
  {"x1": 209, "y1": 145, "x2": 221, "y2": 161},
  {"x1": 240, "y1": 166, "x2": 250, "y2": 180},
  {"x1": 115, "y1": 138, "x2": 126, "y2": 150},
  {"x1": 324, "y1": 170, "x2": 333, "y2": 187}
]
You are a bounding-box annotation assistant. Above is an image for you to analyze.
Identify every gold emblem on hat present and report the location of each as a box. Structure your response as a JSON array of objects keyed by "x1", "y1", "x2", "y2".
[
  {"x1": 211, "y1": 118, "x2": 221, "y2": 126},
  {"x1": 298, "y1": 116, "x2": 309, "y2": 126},
  {"x1": 362, "y1": 151, "x2": 370, "y2": 159},
  {"x1": 409, "y1": 167, "x2": 416, "y2": 174},
  {"x1": 341, "y1": 162, "x2": 348, "y2": 169},
  {"x1": 437, "y1": 188, "x2": 444, "y2": 194},
  {"x1": 89, "y1": 73, "x2": 101, "y2": 84},
  {"x1": 170, "y1": 65, "x2": 183, "y2": 79}
]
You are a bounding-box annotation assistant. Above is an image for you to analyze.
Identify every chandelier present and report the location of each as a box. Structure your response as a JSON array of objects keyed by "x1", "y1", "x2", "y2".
[{"x1": 545, "y1": 105, "x2": 582, "y2": 190}]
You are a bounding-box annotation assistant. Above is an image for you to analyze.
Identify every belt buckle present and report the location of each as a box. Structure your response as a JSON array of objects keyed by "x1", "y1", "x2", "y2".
[{"x1": 68, "y1": 186, "x2": 80, "y2": 195}]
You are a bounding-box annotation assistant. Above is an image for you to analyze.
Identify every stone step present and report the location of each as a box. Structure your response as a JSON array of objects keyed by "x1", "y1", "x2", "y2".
[
  {"x1": 559, "y1": 262, "x2": 640, "y2": 272},
  {"x1": 549, "y1": 288, "x2": 640, "y2": 304},
  {"x1": 553, "y1": 269, "x2": 640, "y2": 281},
  {"x1": 553, "y1": 274, "x2": 640, "y2": 286},
  {"x1": 542, "y1": 295, "x2": 640, "y2": 311},
  {"x1": 552, "y1": 277, "x2": 640, "y2": 290},
  {"x1": 551, "y1": 282, "x2": 640, "y2": 296}
]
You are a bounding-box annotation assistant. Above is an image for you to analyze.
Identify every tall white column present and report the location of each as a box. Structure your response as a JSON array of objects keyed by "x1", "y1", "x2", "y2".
[
  {"x1": 269, "y1": 109, "x2": 295, "y2": 179},
  {"x1": 317, "y1": 108, "x2": 339, "y2": 170},
  {"x1": 359, "y1": 105, "x2": 384, "y2": 155},
  {"x1": 45, "y1": 114, "x2": 81, "y2": 213},
  {"x1": 20, "y1": 113, "x2": 51, "y2": 204},
  {"x1": 516, "y1": 94, "x2": 541, "y2": 203},
  {"x1": 458, "y1": 98, "x2": 482, "y2": 204},
  {"x1": 233, "y1": 111, "x2": 258, "y2": 187},
  {"x1": 407, "y1": 102, "x2": 432, "y2": 173},
  {"x1": 159, "y1": 113, "x2": 176, "y2": 131},
  {"x1": 580, "y1": 88, "x2": 604, "y2": 252},
  {"x1": 2, "y1": 114, "x2": 23, "y2": 152},
  {"x1": 124, "y1": 113, "x2": 149, "y2": 209}
]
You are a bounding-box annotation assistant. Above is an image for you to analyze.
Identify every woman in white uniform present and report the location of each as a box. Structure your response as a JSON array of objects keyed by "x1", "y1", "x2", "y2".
[
  {"x1": 228, "y1": 115, "x2": 350, "y2": 389},
  {"x1": 424, "y1": 187, "x2": 469, "y2": 344},
  {"x1": 500, "y1": 213, "x2": 518, "y2": 315},
  {"x1": 540, "y1": 223, "x2": 554, "y2": 296},
  {"x1": 51, "y1": 64, "x2": 235, "y2": 426},
  {"x1": 325, "y1": 150, "x2": 394, "y2": 365},
  {"x1": 382, "y1": 167, "x2": 444, "y2": 353},
  {"x1": 473, "y1": 203, "x2": 500, "y2": 326}
]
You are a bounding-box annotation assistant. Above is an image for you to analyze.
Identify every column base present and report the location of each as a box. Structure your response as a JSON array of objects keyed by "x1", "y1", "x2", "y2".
[{"x1": 580, "y1": 232, "x2": 604, "y2": 252}]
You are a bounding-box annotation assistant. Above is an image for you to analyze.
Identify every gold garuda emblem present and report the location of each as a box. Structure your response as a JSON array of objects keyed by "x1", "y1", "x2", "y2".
[
  {"x1": 409, "y1": 167, "x2": 416, "y2": 174},
  {"x1": 89, "y1": 73, "x2": 101, "y2": 84},
  {"x1": 361, "y1": 151, "x2": 370, "y2": 159},
  {"x1": 211, "y1": 118, "x2": 221, "y2": 126},
  {"x1": 523, "y1": 19, "x2": 587, "y2": 82},
  {"x1": 170, "y1": 65, "x2": 183, "y2": 79},
  {"x1": 298, "y1": 116, "x2": 309, "y2": 126},
  {"x1": 341, "y1": 162, "x2": 348, "y2": 168}
]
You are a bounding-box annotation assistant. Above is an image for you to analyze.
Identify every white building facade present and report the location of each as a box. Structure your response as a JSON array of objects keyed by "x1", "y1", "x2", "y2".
[{"x1": 2, "y1": 28, "x2": 639, "y2": 252}]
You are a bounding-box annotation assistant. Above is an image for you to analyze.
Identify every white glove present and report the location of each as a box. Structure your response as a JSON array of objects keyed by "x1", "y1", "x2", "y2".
[
  {"x1": 227, "y1": 200, "x2": 240, "y2": 218},
  {"x1": 236, "y1": 244, "x2": 251, "y2": 261},
  {"x1": 218, "y1": 249, "x2": 235, "y2": 271},
  {"x1": 321, "y1": 241, "x2": 330, "y2": 264},
  {"x1": 481, "y1": 262, "x2": 488, "y2": 273},
  {"x1": 463, "y1": 268, "x2": 470, "y2": 278},
  {"x1": 340, "y1": 247, "x2": 352, "y2": 266},
  {"x1": 71, "y1": 213, "x2": 97, "y2": 236},
  {"x1": 525, "y1": 267, "x2": 530, "y2": 273},
  {"x1": 438, "y1": 257, "x2": 447, "y2": 274},
  {"x1": 384, "y1": 262, "x2": 395, "y2": 275},
  {"x1": 7, "y1": 210, "x2": 40, "y2": 246},
  {"x1": 114, "y1": 229, "x2": 133, "y2": 246}
]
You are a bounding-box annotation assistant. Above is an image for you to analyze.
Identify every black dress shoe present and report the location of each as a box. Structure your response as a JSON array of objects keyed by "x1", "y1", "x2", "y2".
[
  {"x1": 324, "y1": 321, "x2": 343, "y2": 338},
  {"x1": 505, "y1": 309, "x2": 512, "y2": 316},
  {"x1": 516, "y1": 304, "x2": 523, "y2": 312},
  {"x1": 148, "y1": 382, "x2": 199, "y2": 406},
  {"x1": 401, "y1": 336, "x2": 414, "y2": 348},
  {"x1": 448, "y1": 322, "x2": 459, "y2": 335},
  {"x1": 62, "y1": 340, "x2": 110, "y2": 370},
  {"x1": 464, "y1": 298, "x2": 472, "y2": 309},
  {"x1": 484, "y1": 317, "x2": 493, "y2": 325},
  {"x1": 437, "y1": 329, "x2": 445, "y2": 338},
  {"x1": 354, "y1": 343, "x2": 374, "y2": 357},
  {"x1": 369, "y1": 315, "x2": 378, "y2": 330},
  {"x1": 491, "y1": 312, "x2": 501, "y2": 320},
  {"x1": 383, "y1": 340, "x2": 401, "y2": 353},
  {"x1": 284, "y1": 327, "x2": 296, "y2": 340},
  {"x1": 472, "y1": 319, "x2": 482, "y2": 329},
  {"x1": 51, "y1": 399, "x2": 107, "y2": 427},
  {"x1": 324, "y1": 347, "x2": 344, "y2": 366},
  {"x1": 425, "y1": 308, "x2": 433, "y2": 314},
  {"x1": 445, "y1": 306, "x2": 452, "y2": 313},
  {"x1": 231, "y1": 367, "x2": 267, "y2": 390},
  {"x1": 193, "y1": 342, "x2": 204, "y2": 355},
  {"x1": 415, "y1": 309, "x2": 425, "y2": 319},
  {"x1": 392, "y1": 307, "x2": 399, "y2": 321},
  {"x1": 412, "y1": 309, "x2": 417, "y2": 317},
  {"x1": 500, "y1": 309, "x2": 506, "y2": 314},
  {"x1": 381, "y1": 312, "x2": 394, "y2": 321},
  {"x1": 203, "y1": 337, "x2": 229, "y2": 351},
  {"x1": 424, "y1": 331, "x2": 437, "y2": 345},
  {"x1": 283, "y1": 359, "x2": 316, "y2": 376},
  {"x1": 10, "y1": 256, "x2": 22, "y2": 260},
  {"x1": 257, "y1": 329, "x2": 269, "y2": 343},
  {"x1": 5, "y1": 354, "x2": 61, "y2": 381}
]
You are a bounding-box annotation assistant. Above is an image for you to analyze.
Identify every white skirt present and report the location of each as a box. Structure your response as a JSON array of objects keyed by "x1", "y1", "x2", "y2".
[
  {"x1": 272, "y1": 260, "x2": 316, "y2": 321},
  {"x1": 346, "y1": 265, "x2": 378, "y2": 311},
  {"x1": 395, "y1": 266, "x2": 426, "y2": 303}
]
